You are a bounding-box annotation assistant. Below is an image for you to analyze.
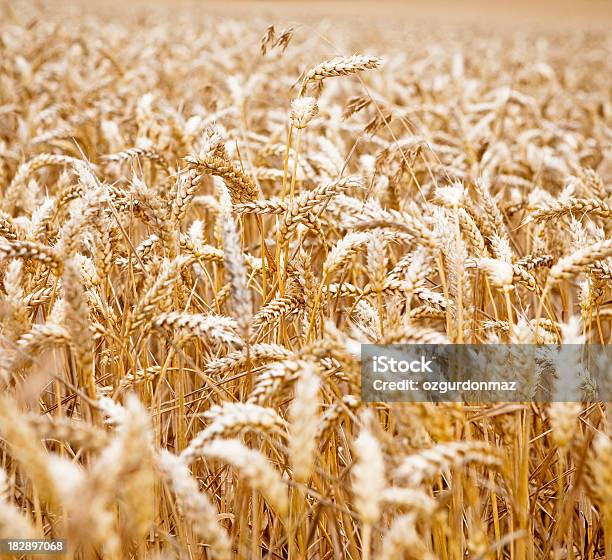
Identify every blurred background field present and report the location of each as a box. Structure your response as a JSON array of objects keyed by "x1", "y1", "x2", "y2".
[{"x1": 16, "y1": 0, "x2": 612, "y2": 27}]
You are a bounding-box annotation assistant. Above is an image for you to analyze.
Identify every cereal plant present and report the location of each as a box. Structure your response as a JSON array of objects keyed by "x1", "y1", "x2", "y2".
[{"x1": 0, "y1": 1, "x2": 610, "y2": 558}]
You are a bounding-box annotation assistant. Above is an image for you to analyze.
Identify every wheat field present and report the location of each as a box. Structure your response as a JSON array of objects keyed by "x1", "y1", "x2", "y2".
[{"x1": 0, "y1": 1, "x2": 611, "y2": 558}]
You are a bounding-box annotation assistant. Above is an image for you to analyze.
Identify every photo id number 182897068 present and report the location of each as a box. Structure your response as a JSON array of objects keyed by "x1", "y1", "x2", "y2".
[{"x1": 0, "y1": 540, "x2": 66, "y2": 555}]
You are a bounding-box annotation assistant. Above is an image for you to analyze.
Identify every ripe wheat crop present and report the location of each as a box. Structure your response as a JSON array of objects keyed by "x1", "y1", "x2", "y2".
[{"x1": 0, "y1": 1, "x2": 611, "y2": 558}]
